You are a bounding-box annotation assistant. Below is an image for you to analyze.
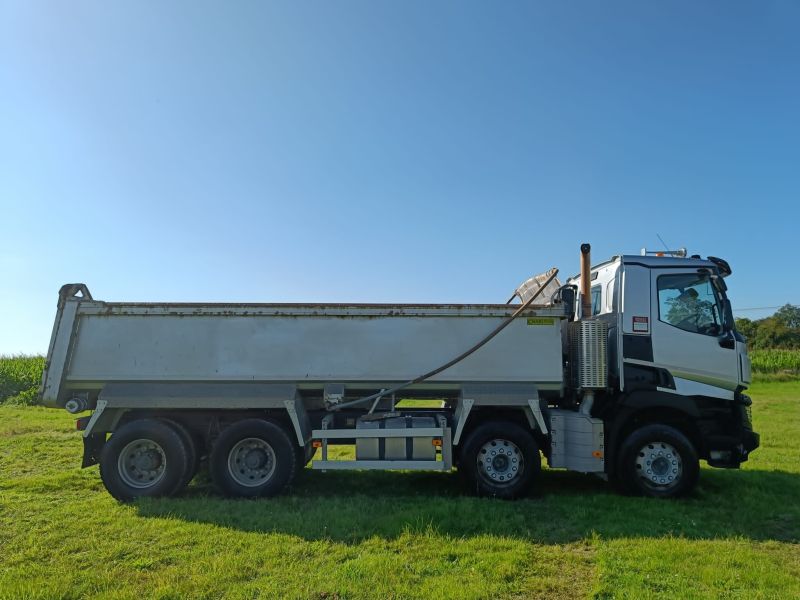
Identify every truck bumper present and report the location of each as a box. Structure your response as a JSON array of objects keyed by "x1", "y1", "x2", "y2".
[{"x1": 706, "y1": 429, "x2": 759, "y2": 468}]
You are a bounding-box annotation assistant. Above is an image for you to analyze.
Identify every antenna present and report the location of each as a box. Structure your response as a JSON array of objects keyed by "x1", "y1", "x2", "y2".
[{"x1": 640, "y1": 234, "x2": 688, "y2": 258}]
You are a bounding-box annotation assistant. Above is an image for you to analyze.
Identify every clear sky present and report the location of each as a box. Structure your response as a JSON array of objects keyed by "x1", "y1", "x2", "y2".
[{"x1": 1, "y1": 1, "x2": 798, "y2": 354}]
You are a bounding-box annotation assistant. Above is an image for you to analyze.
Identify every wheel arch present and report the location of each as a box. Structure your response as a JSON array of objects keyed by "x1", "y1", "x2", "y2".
[
  {"x1": 606, "y1": 391, "x2": 703, "y2": 477},
  {"x1": 456, "y1": 407, "x2": 545, "y2": 449},
  {"x1": 458, "y1": 418, "x2": 542, "y2": 499}
]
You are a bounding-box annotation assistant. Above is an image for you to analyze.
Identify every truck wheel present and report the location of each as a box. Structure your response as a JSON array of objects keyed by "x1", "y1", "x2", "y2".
[
  {"x1": 99, "y1": 419, "x2": 191, "y2": 502},
  {"x1": 162, "y1": 419, "x2": 199, "y2": 488},
  {"x1": 460, "y1": 421, "x2": 540, "y2": 499},
  {"x1": 617, "y1": 424, "x2": 699, "y2": 498},
  {"x1": 210, "y1": 419, "x2": 296, "y2": 498}
]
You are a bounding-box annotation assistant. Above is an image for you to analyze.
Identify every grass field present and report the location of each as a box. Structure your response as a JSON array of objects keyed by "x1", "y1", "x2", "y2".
[
  {"x1": 0, "y1": 355, "x2": 45, "y2": 406},
  {"x1": 749, "y1": 349, "x2": 800, "y2": 374},
  {"x1": 1, "y1": 379, "x2": 798, "y2": 599}
]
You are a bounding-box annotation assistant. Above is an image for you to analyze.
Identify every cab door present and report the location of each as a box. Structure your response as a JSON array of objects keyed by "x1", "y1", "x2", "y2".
[{"x1": 650, "y1": 269, "x2": 739, "y2": 392}]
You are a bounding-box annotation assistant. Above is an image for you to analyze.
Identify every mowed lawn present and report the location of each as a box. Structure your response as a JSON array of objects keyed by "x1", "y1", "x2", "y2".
[{"x1": 1, "y1": 382, "x2": 798, "y2": 599}]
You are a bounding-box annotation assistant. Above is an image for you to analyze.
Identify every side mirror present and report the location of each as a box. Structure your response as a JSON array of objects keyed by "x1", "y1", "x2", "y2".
[
  {"x1": 723, "y1": 298, "x2": 735, "y2": 332},
  {"x1": 555, "y1": 285, "x2": 577, "y2": 321},
  {"x1": 719, "y1": 330, "x2": 736, "y2": 349}
]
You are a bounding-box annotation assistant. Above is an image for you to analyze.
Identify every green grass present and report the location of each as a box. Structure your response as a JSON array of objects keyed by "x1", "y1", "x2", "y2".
[{"x1": 1, "y1": 380, "x2": 798, "y2": 599}]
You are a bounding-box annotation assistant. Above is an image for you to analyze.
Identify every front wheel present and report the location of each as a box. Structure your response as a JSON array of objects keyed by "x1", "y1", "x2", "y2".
[
  {"x1": 459, "y1": 421, "x2": 541, "y2": 499},
  {"x1": 210, "y1": 419, "x2": 297, "y2": 498},
  {"x1": 617, "y1": 424, "x2": 699, "y2": 498}
]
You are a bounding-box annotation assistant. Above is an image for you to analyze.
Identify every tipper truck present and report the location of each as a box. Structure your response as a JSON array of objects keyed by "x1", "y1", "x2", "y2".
[{"x1": 40, "y1": 244, "x2": 759, "y2": 501}]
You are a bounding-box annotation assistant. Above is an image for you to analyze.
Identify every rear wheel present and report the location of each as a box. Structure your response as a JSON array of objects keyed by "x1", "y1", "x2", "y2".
[
  {"x1": 460, "y1": 421, "x2": 541, "y2": 499},
  {"x1": 99, "y1": 419, "x2": 191, "y2": 502},
  {"x1": 162, "y1": 419, "x2": 199, "y2": 488},
  {"x1": 617, "y1": 424, "x2": 699, "y2": 498},
  {"x1": 210, "y1": 419, "x2": 297, "y2": 498}
]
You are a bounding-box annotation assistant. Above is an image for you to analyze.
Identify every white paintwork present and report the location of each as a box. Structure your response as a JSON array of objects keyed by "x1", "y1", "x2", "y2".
[
  {"x1": 567, "y1": 255, "x2": 743, "y2": 397},
  {"x1": 40, "y1": 300, "x2": 79, "y2": 404},
  {"x1": 738, "y1": 341, "x2": 752, "y2": 385},
  {"x1": 43, "y1": 299, "x2": 566, "y2": 407},
  {"x1": 649, "y1": 269, "x2": 739, "y2": 391},
  {"x1": 590, "y1": 262, "x2": 620, "y2": 316},
  {"x1": 657, "y1": 377, "x2": 735, "y2": 401},
  {"x1": 621, "y1": 265, "x2": 652, "y2": 335}
]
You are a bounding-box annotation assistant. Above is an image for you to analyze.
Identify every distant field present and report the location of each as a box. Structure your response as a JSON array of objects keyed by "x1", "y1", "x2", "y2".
[
  {"x1": 0, "y1": 354, "x2": 44, "y2": 405},
  {"x1": 0, "y1": 355, "x2": 798, "y2": 598},
  {"x1": 749, "y1": 349, "x2": 800, "y2": 374}
]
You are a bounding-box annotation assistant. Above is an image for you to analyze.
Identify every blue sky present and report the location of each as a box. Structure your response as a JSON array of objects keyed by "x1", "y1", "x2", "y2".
[{"x1": 1, "y1": 1, "x2": 798, "y2": 354}]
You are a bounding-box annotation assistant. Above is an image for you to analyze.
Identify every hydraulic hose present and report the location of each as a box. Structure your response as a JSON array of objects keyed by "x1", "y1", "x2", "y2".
[{"x1": 331, "y1": 267, "x2": 559, "y2": 411}]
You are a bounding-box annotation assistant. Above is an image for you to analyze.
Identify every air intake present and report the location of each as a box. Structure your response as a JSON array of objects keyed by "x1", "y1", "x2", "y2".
[{"x1": 569, "y1": 320, "x2": 608, "y2": 389}]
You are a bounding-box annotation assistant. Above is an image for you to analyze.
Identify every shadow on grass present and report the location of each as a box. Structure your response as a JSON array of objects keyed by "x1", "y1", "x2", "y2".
[{"x1": 134, "y1": 466, "x2": 800, "y2": 545}]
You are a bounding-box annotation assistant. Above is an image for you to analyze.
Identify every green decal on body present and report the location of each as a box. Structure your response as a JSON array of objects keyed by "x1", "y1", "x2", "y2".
[{"x1": 527, "y1": 317, "x2": 554, "y2": 326}]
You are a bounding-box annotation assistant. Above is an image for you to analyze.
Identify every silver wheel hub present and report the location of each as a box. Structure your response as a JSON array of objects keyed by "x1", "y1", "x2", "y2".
[
  {"x1": 477, "y1": 438, "x2": 523, "y2": 485},
  {"x1": 118, "y1": 439, "x2": 167, "y2": 489},
  {"x1": 635, "y1": 441, "x2": 682, "y2": 488},
  {"x1": 228, "y1": 437, "x2": 276, "y2": 487}
]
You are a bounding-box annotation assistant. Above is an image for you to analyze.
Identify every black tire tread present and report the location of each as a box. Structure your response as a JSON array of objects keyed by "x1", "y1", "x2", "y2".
[
  {"x1": 616, "y1": 423, "x2": 700, "y2": 499},
  {"x1": 161, "y1": 418, "x2": 199, "y2": 488},
  {"x1": 459, "y1": 420, "x2": 541, "y2": 500},
  {"x1": 209, "y1": 419, "x2": 297, "y2": 498},
  {"x1": 99, "y1": 418, "x2": 190, "y2": 502}
]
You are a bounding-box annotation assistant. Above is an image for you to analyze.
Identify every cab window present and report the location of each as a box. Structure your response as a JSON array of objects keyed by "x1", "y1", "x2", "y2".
[
  {"x1": 657, "y1": 274, "x2": 723, "y2": 336},
  {"x1": 591, "y1": 285, "x2": 602, "y2": 316}
]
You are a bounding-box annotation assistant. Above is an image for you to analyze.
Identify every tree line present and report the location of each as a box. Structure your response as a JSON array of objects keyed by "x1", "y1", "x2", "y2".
[{"x1": 735, "y1": 304, "x2": 800, "y2": 349}]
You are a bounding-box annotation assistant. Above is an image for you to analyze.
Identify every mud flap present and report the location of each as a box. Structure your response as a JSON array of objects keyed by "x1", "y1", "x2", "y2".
[{"x1": 82, "y1": 433, "x2": 106, "y2": 468}]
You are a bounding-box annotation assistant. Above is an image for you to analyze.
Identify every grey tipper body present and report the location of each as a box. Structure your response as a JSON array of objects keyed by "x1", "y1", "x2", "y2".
[{"x1": 41, "y1": 246, "x2": 760, "y2": 502}]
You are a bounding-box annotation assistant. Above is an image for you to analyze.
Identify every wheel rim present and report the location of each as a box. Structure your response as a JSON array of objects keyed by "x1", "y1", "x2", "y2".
[
  {"x1": 476, "y1": 438, "x2": 524, "y2": 486},
  {"x1": 635, "y1": 441, "x2": 683, "y2": 489},
  {"x1": 227, "y1": 437, "x2": 276, "y2": 487},
  {"x1": 117, "y1": 439, "x2": 167, "y2": 489}
]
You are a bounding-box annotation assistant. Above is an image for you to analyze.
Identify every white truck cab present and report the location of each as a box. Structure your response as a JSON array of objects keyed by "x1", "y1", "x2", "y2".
[
  {"x1": 571, "y1": 254, "x2": 749, "y2": 395},
  {"x1": 567, "y1": 251, "x2": 757, "y2": 478}
]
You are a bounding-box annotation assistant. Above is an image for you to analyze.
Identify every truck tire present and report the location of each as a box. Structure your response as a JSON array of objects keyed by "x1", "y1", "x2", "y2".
[
  {"x1": 617, "y1": 424, "x2": 699, "y2": 498},
  {"x1": 161, "y1": 418, "x2": 199, "y2": 488},
  {"x1": 210, "y1": 419, "x2": 296, "y2": 498},
  {"x1": 99, "y1": 419, "x2": 191, "y2": 502},
  {"x1": 460, "y1": 421, "x2": 540, "y2": 499}
]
